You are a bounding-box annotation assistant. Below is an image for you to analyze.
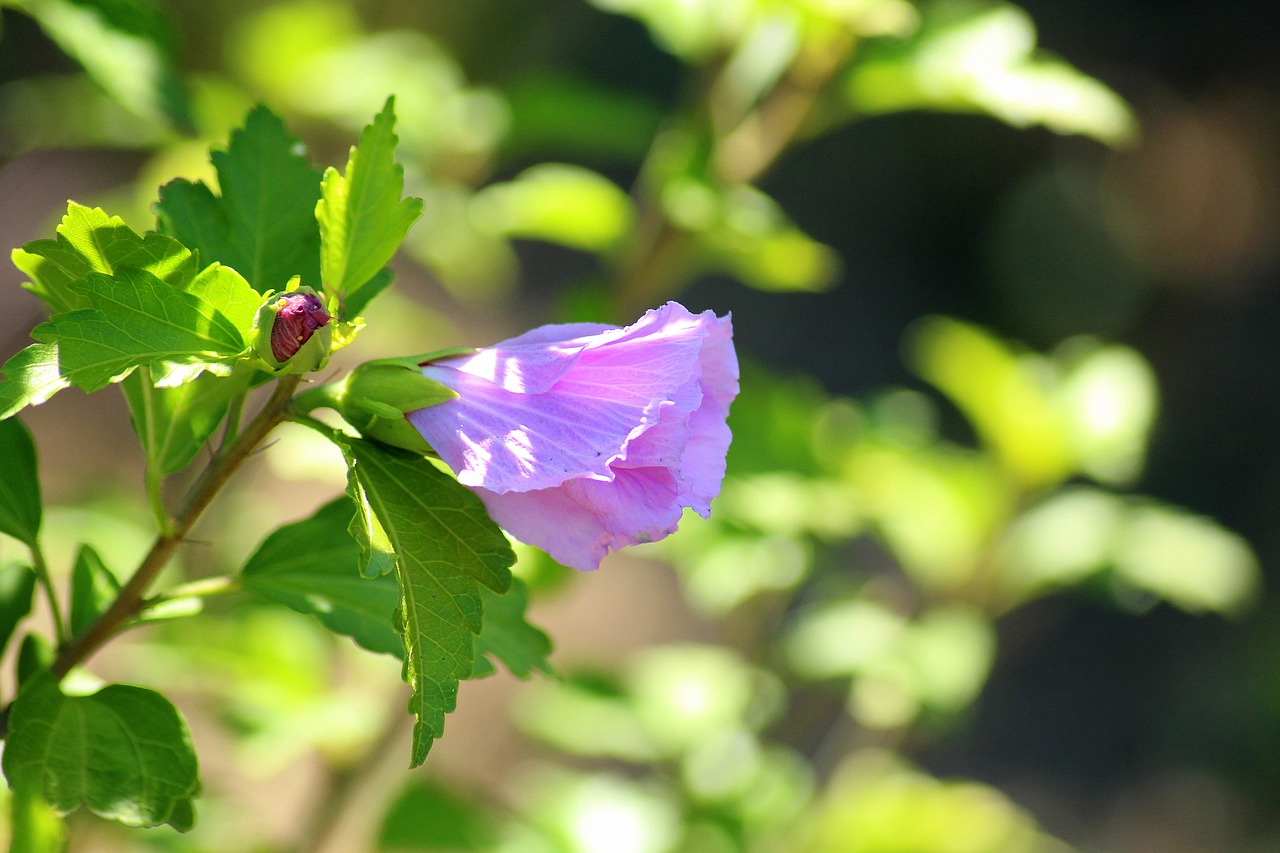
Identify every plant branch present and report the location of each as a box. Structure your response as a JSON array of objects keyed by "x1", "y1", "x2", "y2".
[{"x1": 49, "y1": 375, "x2": 303, "y2": 680}]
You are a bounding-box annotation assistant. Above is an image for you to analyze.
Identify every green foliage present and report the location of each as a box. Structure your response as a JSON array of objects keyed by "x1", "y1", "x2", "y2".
[
  {"x1": 9, "y1": 784, "x2": 69, "y2": 853},
  {"x1": 156, "y1": 106, "x2": 324, "y2": 295},
  {"x1": 2, "y1": 675, "x2": 200, "y2": 831},
  {"x1": 68, "y1": 544, "x2": 120, "y2": 637},
  {"x1": 121, "y1": 368, "x2": 252, "y2": 476},
  {"x1": 317, "y1": 97, "x2": 424, "y2": 316},
  {"x1": 471, "y1": 164, "x2": 634, "y2": 251},
  {"x1": 798, "y1": 750, "x2": 1068, "y2": 853},
  {"x1": 0, "y1": 563, "x2": 37, "y2": 660},
  {"x1": 337, "y1": 436, "x2": 515, "y2": 765},
  {"x1": 241, "y1": 497, "x2": 403, "y2": 657},
  {"x1": 31, "y1": 266, "x2": 248, "y2": 390},
  {"x1": 377, "y1": 778, "x2": 498, "y2": 852},
  {"x1": 0, "y1": 417, "x2": 42, "y2": 546},
  {"x1": 472, "y1": 580, "x2": 553, "y2": 678},
  {"x1": 13, "y1": 203, "x2": 197, "y2": 315},
  {"x1": 845, "y1": 1, "x2": 1137, "y2": 145},
  {"x1": 7, "y1": 0, "x2": 193, "y2": 131}
]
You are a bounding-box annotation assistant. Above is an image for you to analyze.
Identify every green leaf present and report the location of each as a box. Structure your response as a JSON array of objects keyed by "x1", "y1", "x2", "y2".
[
  {"x1": 377, "y1": 778, "x2": 497, "y2": 852},
  {"x1": 14, "y1": 0, "x2": 193, "y2": 130},
  {"x1": 471, "y1": 164, "x2": 634, "y2": 251},
  {"x1": 0, "y1": 563, "x2": 37, "y2": 661},
  {"x1": 0, "y1": 416, "x2": 42, "y2": 545},
  {"x1": 844, "y1": 1, "x2": 1136, "y2": 146},
  {"x1": 156, "y1": 106, "x2": 323, "y2": 294},
  {"x1": 122, "y1": 368, "x2": 253, "y2": 476},
  {"x1": 472, "y1": 579, "x2": 552, "y2": 679},
  {"x1": 31, "y1": 267, "x2": 248, "y2": 393},
  {"x1": 12, "y1": 202, "x2": 197, "y2": 314},
  {"x1": 182, "y1": 263, "x2": 262, "y2": 335},
  {"x1": 16, "y1": 634, "x2": 54, "y2": 687},
  {"x1": 9, "y1": 784, "x2": 69, "y2": 853},
  {"x1": 69, "y1": 544, "x2": 121, "y2": 638},
  {"x1": 345, "y1": 459, "x2": 397, "y2": 579},
  {"x1": 0, "y1": 344, "x2": 69, "y2": 421},
  {"x1": 241, "y1": 498, "x2": 402, "y2": 657},
  {"x1": 317, "y1": 97, "x2": 423, "y2": 313},
  {"x1": 2, "y1": 675, "x2": 201, "y2": 831},
  {"x1": 340, "y1": 437, "x2": 513, "y2": 766}
]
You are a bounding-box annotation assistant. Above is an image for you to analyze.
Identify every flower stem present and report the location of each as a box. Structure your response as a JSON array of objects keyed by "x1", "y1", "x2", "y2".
[
  {"x1": 49, "y1": 375, "x2": 302, "y2": 680},
  {"x1": 28, "y1": 540, "x2": 66, "y2": 647}
]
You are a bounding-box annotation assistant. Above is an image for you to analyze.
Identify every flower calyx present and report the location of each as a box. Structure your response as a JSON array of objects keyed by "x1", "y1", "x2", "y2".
[{"x1": 335, "y1": 355, "x2": 465, "y2": 452}]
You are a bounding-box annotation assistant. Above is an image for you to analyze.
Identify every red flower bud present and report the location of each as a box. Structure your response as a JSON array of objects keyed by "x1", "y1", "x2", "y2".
[{"x1": 270, "y1": 292, "x2": 331, "y2": 362}]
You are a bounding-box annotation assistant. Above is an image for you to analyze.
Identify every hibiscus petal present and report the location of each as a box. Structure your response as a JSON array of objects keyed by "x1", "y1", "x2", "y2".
[{"x1": 477, "y1": 466, "x2": 684, "y2": 571}]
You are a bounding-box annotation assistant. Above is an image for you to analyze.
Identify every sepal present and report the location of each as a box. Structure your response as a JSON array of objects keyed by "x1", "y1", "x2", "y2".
[{"x1": 336, "y1": 356, "x2": 462, "y2": 452}]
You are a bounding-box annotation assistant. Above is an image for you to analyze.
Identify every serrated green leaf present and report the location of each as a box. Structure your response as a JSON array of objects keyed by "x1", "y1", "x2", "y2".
[
  {"x1": 0, "y1": 416, "x2": 42, "y2": 545},
  {"x1": 3, "y1": 675, "x2": 200, "y2": 831},
  {"x1": 14, "y1": 0, "x2": 193, "y2": 130},
  {"x1": 241, "y1": 497, "x2": 402, "y2": 657},
  {"x1": 340, "y1": 437, "x2": 513, "y2": 766},
  {"x1": 156, "y1": 106, "x2": 323, "y2": 294},
  {"x1": 69, "y1": 544, "x2": 121, "y2": 638},
  {"x1": 0, "y1": 563, "x2": 37, "y2": 661},
  {"x1": 12, "y1": 203, "x2": 197, "y2": 314},
  {"x1": 31, "y1": 267, "x2": 247, "y2": 393},
  {"x1": 472, "y1": 579, "x2": 552, "y2": 679},
  {"x1": 317, "y1": 97, "x2": 423, "y2": 313}
]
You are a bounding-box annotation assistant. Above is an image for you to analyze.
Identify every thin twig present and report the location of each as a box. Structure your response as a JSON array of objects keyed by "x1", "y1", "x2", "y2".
[{"x1": 47, "y1": 375, "x2": 302, "y2": 681}]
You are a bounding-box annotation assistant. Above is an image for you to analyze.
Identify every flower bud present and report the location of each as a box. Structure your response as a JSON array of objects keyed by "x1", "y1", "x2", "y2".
[
  {"x1": 336, "y1": 357, "x2": 458, "y2": 452},
  {"x1": 252, "y1": 285, "x2": 335, "y2": 373}
]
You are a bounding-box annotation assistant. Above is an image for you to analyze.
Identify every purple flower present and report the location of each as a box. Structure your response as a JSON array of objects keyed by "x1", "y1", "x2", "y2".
[{"x1": 406, "y1": 302, "x2": 738, "y2": 571}]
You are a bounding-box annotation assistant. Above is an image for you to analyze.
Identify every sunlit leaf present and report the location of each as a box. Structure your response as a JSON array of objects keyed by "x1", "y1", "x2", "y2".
[
  {"x1": 12, "y1": 202, "x2": 197, "y2": 315},
  {"x1": 31, "y1": 267, "x2": 248, "y2": 393},
  {"x1": 9, "y1": 784, "x2": 68, "y2": 853},
  {"x1": 3, "y1": 675, "x2": 201, "y2": 831},
  {"x1": 0, "y1": 344, "x2": 68, "y2": 421},
  {"x1": 909, "y1": 316, "x2": 1071, "y2": 489},
  {"x1": 317, "y1": 97, "x2": 423, "y2": 316},
  {"x1": 14, "y1": 0, "x2": 193, "y2": 130},
  {"x1": 1113, "y1": 504, "x2": 1258, "y2": 615},
  {"x1": 156, "y1": 106, "x2": 323, "y2": 295},
  {"x1": 800, "y1": 750, "x2": 1071, "y2": 853},
  {"x1": 845, "y1": 1, "x2": 1136, "y2": 145},
  {"x1": 0, "y1": 416, "x2": 42, "y2": 545},
  {"x1": 472, "y1": 164, "x2": 633, "y2": 251},
  {"x1": 241, "y1": 497, "x2": 402, "y2": 657},
  {"x1": 338, "y1": 437, "x2": 513, "y2": 765}
]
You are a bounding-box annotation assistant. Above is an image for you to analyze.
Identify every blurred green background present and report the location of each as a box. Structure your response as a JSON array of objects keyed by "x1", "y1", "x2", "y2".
[{"x1": 1, "y1": 0, "x2": 1279, "y2": 851}]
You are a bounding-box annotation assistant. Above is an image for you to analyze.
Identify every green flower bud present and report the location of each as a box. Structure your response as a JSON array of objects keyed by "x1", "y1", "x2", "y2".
[
  {"x1": 252, "y1": 285, "x2": 334, "y2": 373},
  {"x1": 337, "y1": 357, "x2": 459, "y2": 452}
]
